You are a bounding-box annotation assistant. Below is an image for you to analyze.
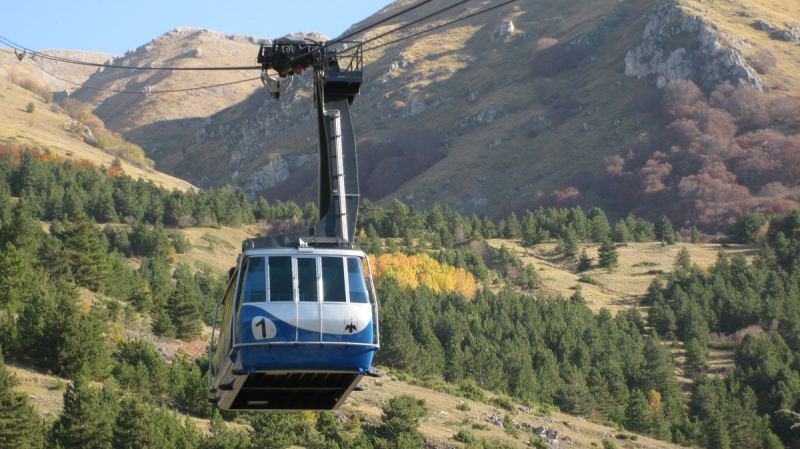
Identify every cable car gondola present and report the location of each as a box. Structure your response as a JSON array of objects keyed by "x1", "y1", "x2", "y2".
[{"x1": 209, "y1": 40, "x2": 379, "y2": 411}]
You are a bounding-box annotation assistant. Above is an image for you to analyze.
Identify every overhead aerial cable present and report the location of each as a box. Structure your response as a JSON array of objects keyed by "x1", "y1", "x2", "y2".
[
  {"x1": 359, "y1": 0, "x2": 520, "y2": 54},
  {"x1": 278, "y1": 0, "x2": 472, "y2": 72},
  {"x1": 12, "y1": 54, "x2": 260, "y2": 95},
  {"x1": 306, "y1": 0, "x2": 520, "y2": 69},
  {"x1": 0, "y1": 34, "x2": 260, "y2": 72},
  {"x1": 327, "y1": 0, "x2": 438, "y2": 45}
]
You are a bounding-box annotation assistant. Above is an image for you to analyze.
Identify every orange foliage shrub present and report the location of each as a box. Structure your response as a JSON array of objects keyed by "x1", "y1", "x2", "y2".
[{"x1": 369, "y1": 253, "x2": 477, "y2": 297}]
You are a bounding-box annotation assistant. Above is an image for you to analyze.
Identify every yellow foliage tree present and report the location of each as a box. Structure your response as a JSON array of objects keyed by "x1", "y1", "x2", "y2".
[
  {"x1": 370, "y1": 253, "x2": 477, "y2": 298},
  {"x1": 647, "y1": 389, "x2": 662, "y2": 416}
]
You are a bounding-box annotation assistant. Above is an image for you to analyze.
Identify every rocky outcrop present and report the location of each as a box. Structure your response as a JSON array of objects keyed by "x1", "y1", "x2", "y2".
[
  {"x1": 242, "y1": 152, "x2": 316, "y2": 197},
  {"x1": 773, "y1": 29, "x2": 799, "y2": 42},
  {"x1": 625, "y1": 0, "x2": 760, "y2": 91}
]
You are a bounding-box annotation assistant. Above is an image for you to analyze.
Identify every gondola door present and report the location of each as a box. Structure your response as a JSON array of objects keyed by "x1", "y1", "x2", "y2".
[
  {"x1": 295, "y1": 256, "x2": 321, "y2": 342},
  {"x1": 259, "y1": 256, "x2": 296, "y2": 342}
]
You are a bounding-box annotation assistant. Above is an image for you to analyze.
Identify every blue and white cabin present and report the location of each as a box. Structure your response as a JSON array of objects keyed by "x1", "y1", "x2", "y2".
[{"x1": 210, "y1": 248, "x2": 380, "y2": 411}]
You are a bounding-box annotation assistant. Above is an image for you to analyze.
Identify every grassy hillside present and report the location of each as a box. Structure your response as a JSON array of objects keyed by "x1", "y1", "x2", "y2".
[
  {"x1": 680, "y1": 0, "x2": 800, "y2": 94},
  {"x1": 67, "y1": 27, "x2": 290, "y2": 153},
  {"x1": 487, "y1": 239, "x2": 758, "y2": 313},
  {"x1": 0, "y1": 74, "x2": 193, "y2": 190},
  {"x1": 9, "y1": 361, "x2": 683, "y2": 449},
  {"x1": 0, "y1": 49, "x2": 114, "y2": 92}
]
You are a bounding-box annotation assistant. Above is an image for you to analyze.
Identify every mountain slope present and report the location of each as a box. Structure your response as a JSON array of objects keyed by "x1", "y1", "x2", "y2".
[
  {"x1": 149, "y1": 0, "x2": 653, "y2": 205},
  {"x1": 140, "y1": 0, "x2": 798, "y2": 222},
  {"x1": 0, "y1": 49, "x2": 115, "y2": 91},
  {"x1": 66, "y1": 27, "x2": 276, "y2": 154},
  {"x1": 0, "y1": 74, "x2": 192, "y2": 190}
]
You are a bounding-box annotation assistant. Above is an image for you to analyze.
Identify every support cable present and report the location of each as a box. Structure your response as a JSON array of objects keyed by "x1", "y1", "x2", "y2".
[{"x1": 13, "y1": 54, "x2": 260, "y2": 94}]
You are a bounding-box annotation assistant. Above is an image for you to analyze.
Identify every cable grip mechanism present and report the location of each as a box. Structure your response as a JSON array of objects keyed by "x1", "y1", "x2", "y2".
[{"x1": 261, "y1": 70, "x2": 292, "y2": 100}]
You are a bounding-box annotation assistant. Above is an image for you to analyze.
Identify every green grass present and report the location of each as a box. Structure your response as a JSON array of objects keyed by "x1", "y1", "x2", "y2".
[
  {"x1": 578, "y1": 275, "x2": 601, "y2": 286},
  {"x1": 632, "y1": 261, "x2": 659, "y2": 267},
  {"x1": 201, "y1": 233, "x2": 235, "y2": 249},
  {"x1": 193, "y1": 260, "x2": 226, "y2": 276}
]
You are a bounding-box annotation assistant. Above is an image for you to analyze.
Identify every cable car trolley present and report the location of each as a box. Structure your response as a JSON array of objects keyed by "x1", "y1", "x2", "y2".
[{"x1": 209, "y1": 39, "x2": 380, "y2": 411}]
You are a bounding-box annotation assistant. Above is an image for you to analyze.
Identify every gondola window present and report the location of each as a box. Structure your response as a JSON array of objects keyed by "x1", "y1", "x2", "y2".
[
  {"x1": 322, "y1": 257, "x2": 346, "y2": 302},
  {"x1": 269, "y1": 256, "x2": 293, "y2": 301}
]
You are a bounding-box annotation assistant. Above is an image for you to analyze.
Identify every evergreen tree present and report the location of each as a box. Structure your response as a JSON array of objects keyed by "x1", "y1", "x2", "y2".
[
  {"x1": 612, "y1": 221, "x2": 633, "y2": 243},
  {"x1": 52, "y1": 378, "x2": 116, "y2": 449},
  {"x1": 625, "y1": 389, "x2": 651, "y2": 434},
  {"x1": 0, "y1": 243, "x2": 35, "y2": 313},
  {"x1": 0, "y1": 199, "x2": 45, "y2": 262},
  {"x1": 726, "y1": 211, "x2": 766, "y2": 244},
  {"x1": 655, "y1": 216, "x2": 675, "y2": 243},
  {"x1": 505, "y1": 212, "x2": 522, "y2": 239},
  {"x1": 203, "y1": 409, "x2": 251, "y2": 449},
  {"x1": 577, "y1": 249, "x2": 593, "y2": 271},
  {"x1": 60, "y1": 211, "x2": 111, "y2": 291},
  {"x1": 589, "y1": 207, "x2": 611, "y2": 242},
  {"x1": 561, "y1": 227, "x2": 579, "y2": 257},
  {"x1": 377, "y1": 395, "x2": 428, "y2": 446},
  {"x1": 686, "y1": 340, "x2": 708, "y2": 372},
  {"x1": 0, "y1": 352, "x2": 45, "y2": 449},
  {"x1": 702, "y1": 410, "x2": 732, "y2": 449},
  {"x1": 152, "y1": 307, "x2": 177, "y2": 338},
  {"x1": 55, "y1": 286, "x2": 112, "y2": 379},
  {"x1": 519, "y1": 263, "x2": 539, "y2": 290},
  {"x1": 177, "y1": 362, "x2": 211, "y2": 417},
  {"x1": 112, "y1": 396, "x2": 180, "y2": 449},
  {"x1": 690, "y1": 226, "x2": 700, "y2": 244},
  {"x1": 249, "y1": 411, "x2": 302, "y2": 449},
  {"x1": 168, "y1": 265, "x2": 204, "y2": 339},
  {"x1": 674, "y1": 246, "x2": 692, "y2": 271},
  {"x1": 598, "y1": 239, "x2": 619, "y2": 270}
]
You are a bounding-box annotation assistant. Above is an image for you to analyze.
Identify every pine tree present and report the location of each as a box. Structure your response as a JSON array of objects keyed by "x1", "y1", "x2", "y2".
[
  {"x1": 168, "y1": 265, "x2": 203, "y2": 339},
  {"x1": 625, "y1": 389, "x2": 651, "y2": 434},
  {"x1": 505, "y1": 212, "x2": 522, "y2": 239},
  {"x1": 0, "y1": 352, "x2": 45, "y2": 449},
  {"x1": 152, "y1": 307, "x2": 177, "y2": 338},
  {"x1": 674, "y1": 246, "x2": 692, "y2": 271},
  {"x1": 0, "y1": 199, "x2": 45, "y2": 261},
  {"x1": 578, "y1": 249, "x2": 593, "y2": 271},
  {"x1": 562, "y1": 227, "x2": 579, "y2": 257},
  {"x1": 519, "y1": 263, "x2": 539, "y2": 290},
  {"x1": 702, "y1": 410, "x2": 732, "y2": 449},
  {"x1": 655, "y1": 216, "x2": 675, "y2": 244},
  {"x1": 177, "y1": 362, "x2": 211, "y2": 417},
  {"x1": 249, "y1": 411, "x2": 302, "y2": 449},
  {"x1": 691, "y1": 226, "x2": 700, "y2": 244},
  {"x1": 0, "y1": 242, "x2": 35, "y2": 313},
  {"x1": 112, "y1": 396, "x2": 178, "y2": 449},
  {"x1": 52, "y1": 377, "x2": 116, "y2": 449},
  {"x1": 204, "y1": 409, "x2": 251, "y2": 449},
  {"x1": 55, "y1": 286, "x2": 112, "y2": 379},
  {"x1": 589, "y1": 207, "x2": 612, "y2": 242},
  {"x1": 379, "y1": 395, "x2": 428, "y2": 444},
  {"x1": 61, "y1": 211, "x2": 111, "y2": 291},
  {"x1": 598, "y1": 239, "x2": 619, "y2": 270},
  {"x1": 612, "y1": 221, "x2": 633, "y2": 243},
  {"x1": 11, "y1": 150, "x2": 45, "y2": 195}
]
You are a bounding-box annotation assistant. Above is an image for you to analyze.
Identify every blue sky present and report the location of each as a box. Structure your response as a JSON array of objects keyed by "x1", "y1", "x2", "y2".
[{"x1": 0, "y1": 0, "x2": 394, "y2": 55}]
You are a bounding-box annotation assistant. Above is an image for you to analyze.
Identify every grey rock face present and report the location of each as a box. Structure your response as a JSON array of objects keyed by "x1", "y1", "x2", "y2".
[
  {"x1": 773, "y1": 29, "x2": 799, "y2": 42},
  {"x1": 499, "y1": 21, "x2": 515, "y2": 39},
  {"x1": 625, "y1": 0, "x2": 760, "y2": 91},
  {"x1": 242, "y1": 152, "x2": 316, "y2": 197},
  {"x1": 753, "y1": 20, "x2": 775, "y2": 31}
]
